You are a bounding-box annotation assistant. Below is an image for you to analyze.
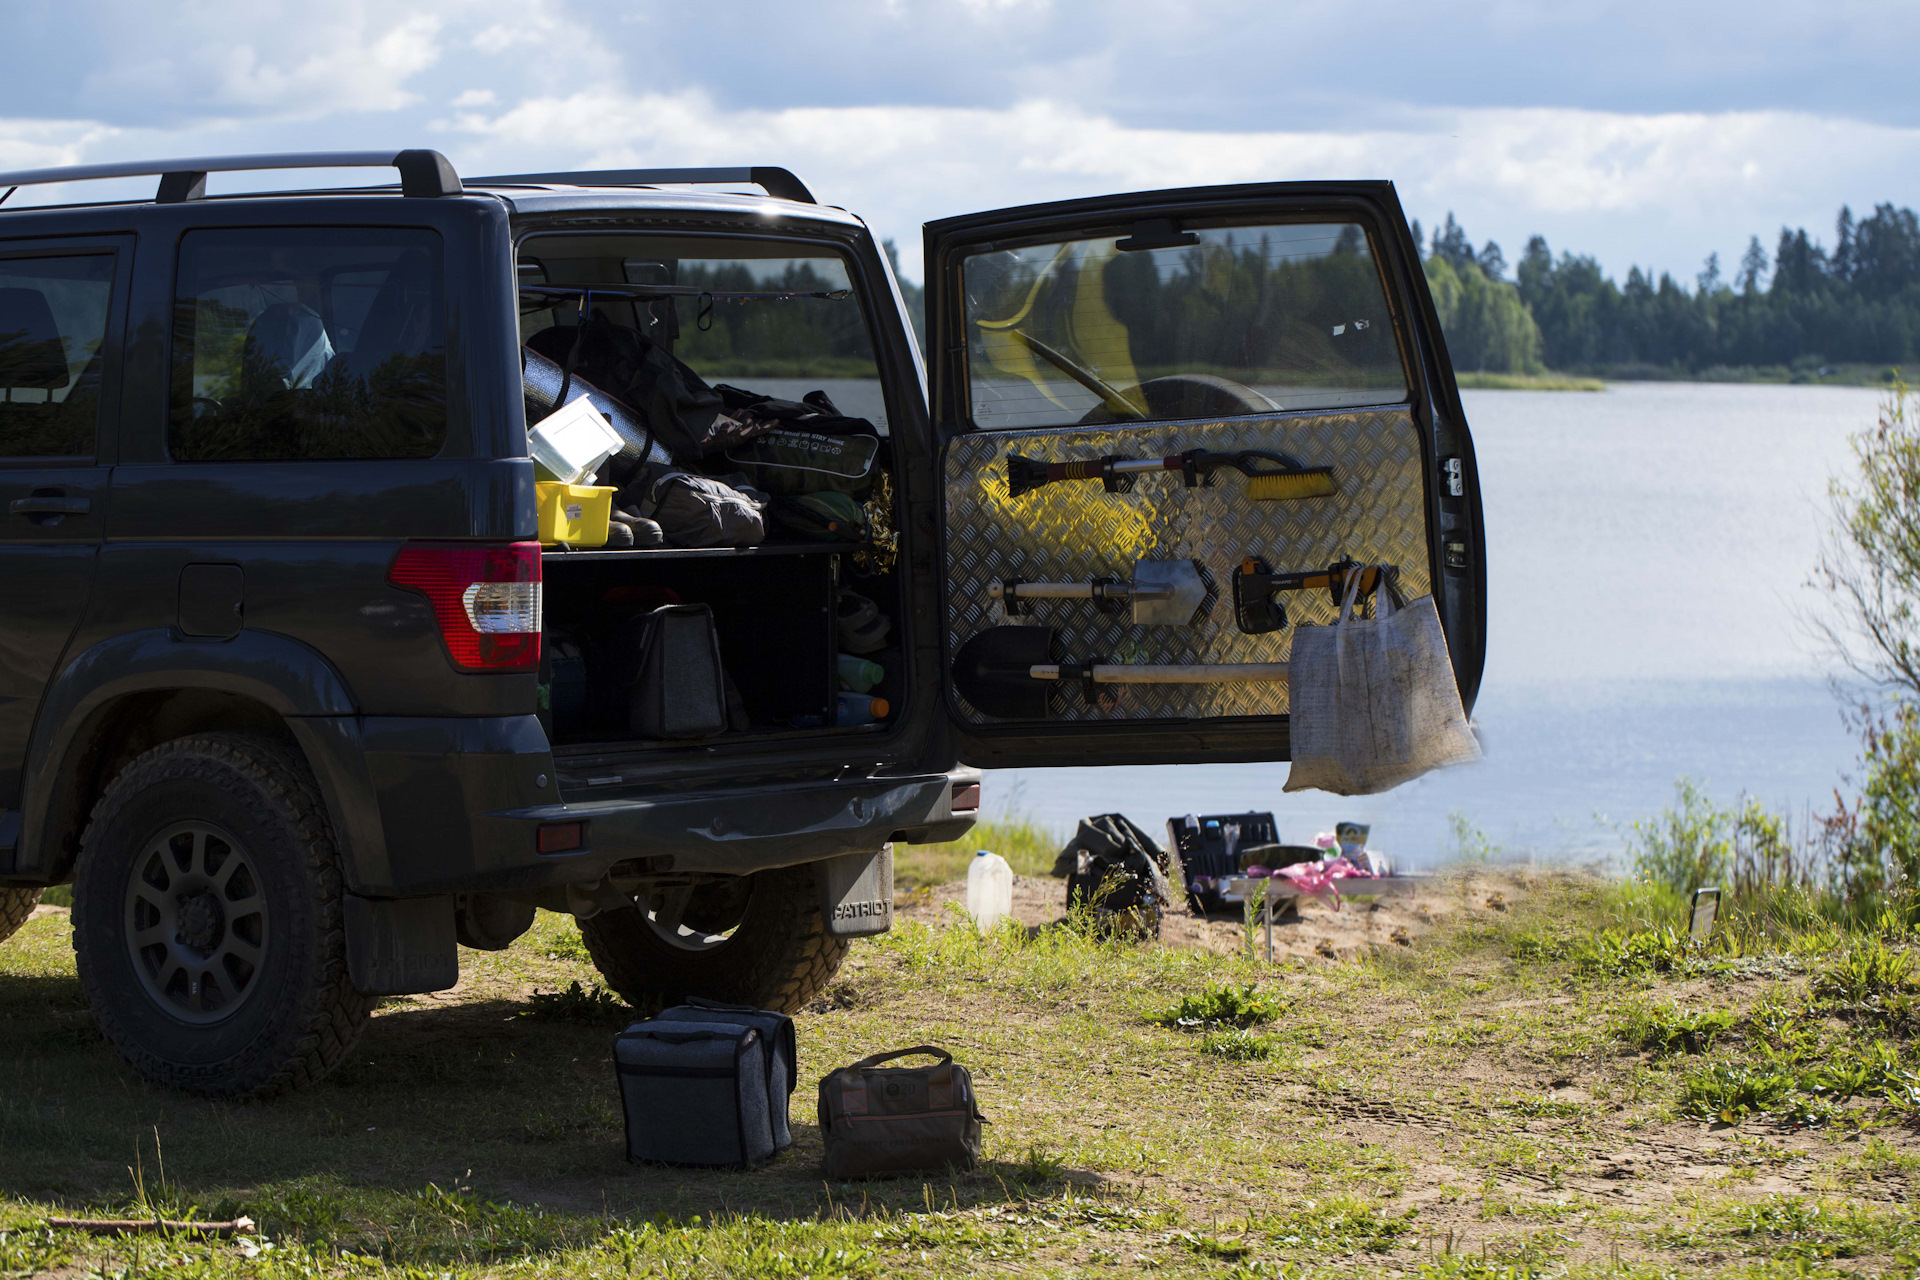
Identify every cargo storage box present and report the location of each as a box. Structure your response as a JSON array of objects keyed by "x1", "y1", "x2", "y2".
[
  {"x1": 653, "y1": 998, "x2": 798, "y2": 1151},
  {"x1": 535, "y1": 482, "x2": 614, "y2": 547},
  {"x1": 614, "y1": 1021, "x2": 774, "y2": 1167}
]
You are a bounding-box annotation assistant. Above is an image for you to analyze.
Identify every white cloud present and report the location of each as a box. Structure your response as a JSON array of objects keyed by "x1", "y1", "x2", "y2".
[
  {"x1": 444, "y1": 91, "x2": 1920, "y2": 278},
  {"x1": 0, "y1": 120, "x2": 121, "y2": 175}
]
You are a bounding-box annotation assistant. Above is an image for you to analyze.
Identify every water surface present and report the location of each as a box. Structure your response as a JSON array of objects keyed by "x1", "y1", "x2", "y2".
[{"x1": 980, "y1": 382, "x2": 1888, "y2": 866}]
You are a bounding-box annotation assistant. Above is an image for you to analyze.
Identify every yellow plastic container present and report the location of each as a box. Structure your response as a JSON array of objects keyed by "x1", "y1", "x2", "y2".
[{"x1": 536, "y1": 482, "x2": 614, "y2": 548}]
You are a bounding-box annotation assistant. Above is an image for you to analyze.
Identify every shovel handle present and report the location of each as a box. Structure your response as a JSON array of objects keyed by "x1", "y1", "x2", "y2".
[
  {"x1": 990, "y1": 579, "x2": 1096, "y2": 600},
  {"x1": 1030, "y1": 662, "x2": 1289, "y2": 684}
]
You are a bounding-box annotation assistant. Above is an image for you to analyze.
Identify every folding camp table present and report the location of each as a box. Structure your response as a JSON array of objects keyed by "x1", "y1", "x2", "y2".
[{"x1": 1224, "y1": 874, "x2": 1431, "y2": 961}]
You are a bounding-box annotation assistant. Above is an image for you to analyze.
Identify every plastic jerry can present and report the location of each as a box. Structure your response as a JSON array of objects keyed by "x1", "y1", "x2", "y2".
[
  {"x1": 966, "y1": 851, "x2": 1013, "y2": 934},
  {"x1": 834, "y1": 692, "x2": 890, "y2": 725}
]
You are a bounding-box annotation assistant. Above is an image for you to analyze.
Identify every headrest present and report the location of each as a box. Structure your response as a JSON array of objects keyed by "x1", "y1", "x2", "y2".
[{"x1": 0, "y1": 287, "x2": 70, "y2": 390}]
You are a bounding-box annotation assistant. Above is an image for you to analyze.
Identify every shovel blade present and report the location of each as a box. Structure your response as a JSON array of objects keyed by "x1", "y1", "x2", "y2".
[
  {"x1": 952, "y1": 625, "x2": 1056, "y2": 720},
  {"x1": 1130, "y1": 558, "x2": 1208, "y2": 626}
]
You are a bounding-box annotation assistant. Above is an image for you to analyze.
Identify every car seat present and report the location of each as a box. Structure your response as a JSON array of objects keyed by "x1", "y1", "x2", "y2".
[{"x1": 243, "y1": 302, "x2": 333, "y2": 391}]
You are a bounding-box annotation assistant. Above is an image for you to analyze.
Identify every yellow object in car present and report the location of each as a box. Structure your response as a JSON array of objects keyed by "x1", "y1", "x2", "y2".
[{"x1": 536, "y1": 482, "x2": 614, "y2": 548}]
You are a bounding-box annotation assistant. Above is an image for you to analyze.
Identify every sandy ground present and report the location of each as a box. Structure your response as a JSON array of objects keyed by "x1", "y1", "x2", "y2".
[{"x1": 896, "y1": 869, "x2": 1512, "y2": 961}]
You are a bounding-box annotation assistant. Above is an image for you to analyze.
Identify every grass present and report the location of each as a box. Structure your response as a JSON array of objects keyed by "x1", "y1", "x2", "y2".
[
  {"x1": 893, "y1": 815, "x2": 1061, "y2": 889},
  {"x1": 6, "y1": 864, "x2": 1920, "y2": 1278},
  {"x1": 1454, "y1": 371, "x2": 1606, "y2": 391}
]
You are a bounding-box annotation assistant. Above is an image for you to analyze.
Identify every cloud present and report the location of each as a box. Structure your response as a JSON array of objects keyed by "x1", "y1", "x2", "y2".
[
  {"x1": 444, "y1": 90, "x2": 1920, "y2": 278},
  {"x1": 0, "y1": 120, "x2": 119, "y2": 171}
]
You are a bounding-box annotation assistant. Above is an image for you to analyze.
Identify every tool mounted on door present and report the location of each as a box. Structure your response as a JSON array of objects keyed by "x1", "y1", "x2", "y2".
[
  {"x1": 1231, "y1": 558, "x2": 1401, "y2": 634},
  {"x1": 989, "y1": 558, "x2": 1208, "y2": 626},
  {"x1": 1005, "y1": 448, "x2": 1336, "y2": 501},
  {"x1": 952, "y1": 625, "x2": 1288, "y2": 719}
]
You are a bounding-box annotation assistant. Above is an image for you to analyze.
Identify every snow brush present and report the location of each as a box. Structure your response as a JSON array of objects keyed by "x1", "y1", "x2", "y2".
[{"x1": 1005, "y1": 448, "x2": 1336, "y2": 501}]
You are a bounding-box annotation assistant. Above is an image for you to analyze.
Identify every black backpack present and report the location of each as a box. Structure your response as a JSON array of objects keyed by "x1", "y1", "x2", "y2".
[{"x1": 1053, "y1": 814, "x2": 1175, "y2": 935}]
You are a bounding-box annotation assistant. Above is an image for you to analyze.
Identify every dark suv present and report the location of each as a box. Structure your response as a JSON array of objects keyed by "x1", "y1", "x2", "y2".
[{"x1": 0, "y1": 150, "x2": 1484, "y2": 1096}]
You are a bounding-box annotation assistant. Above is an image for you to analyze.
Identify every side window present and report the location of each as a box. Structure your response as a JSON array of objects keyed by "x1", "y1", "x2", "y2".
[
  {"x1": 168, "y1": 228, "x2": 448, "y2": 461},
  {"x1": 961, "y1": 222, "x2": 1407, "y2": 429},
  {"x1": 0, "y1": 253, "x2": 114, "y2": 459}
]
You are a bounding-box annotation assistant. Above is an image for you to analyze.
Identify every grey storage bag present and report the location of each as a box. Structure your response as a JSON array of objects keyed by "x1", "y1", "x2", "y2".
[
  {"x1": 609, "y1": 604, "x2": 731, "y2": 738},
  {"x1": 654, "y1": 997, "x2": 797, "y2": 1150},
  {"x1": 614, "y1": 1021, "x2": 774, "y2": 1167}
]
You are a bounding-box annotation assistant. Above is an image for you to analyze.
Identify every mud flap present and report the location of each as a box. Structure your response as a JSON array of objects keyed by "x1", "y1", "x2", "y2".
[
  {"x1": 816, "y1": 846, "x2": 894, "y2": 938},
  {"x1": 345, "y1": 893, "x2": 459, "y2": 995}
]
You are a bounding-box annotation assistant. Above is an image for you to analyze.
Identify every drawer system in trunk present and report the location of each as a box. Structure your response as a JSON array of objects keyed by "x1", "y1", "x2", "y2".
[{"x1": 539, "y1": 545, "x2": 902, "y2": 751}]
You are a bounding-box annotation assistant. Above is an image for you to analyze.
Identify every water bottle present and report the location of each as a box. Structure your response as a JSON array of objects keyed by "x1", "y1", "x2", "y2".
[
  {"x1": 835, "y1": 692, "x2": 890, "y2": 725},
  {"x1": 838, "y1": 653, "x2": 884, "y2": 693},
  {"x1": 966, "y1": 850, "x2": 1013, "y2": 934}
]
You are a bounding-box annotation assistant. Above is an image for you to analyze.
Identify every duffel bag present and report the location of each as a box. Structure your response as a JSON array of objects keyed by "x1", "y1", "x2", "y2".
[
  {"x1": 817, "y1": 1045, "x2": 984, "y2": 1179},
  {"x1": 723, "y1": 428, "x2": 880, "y2": 496}
]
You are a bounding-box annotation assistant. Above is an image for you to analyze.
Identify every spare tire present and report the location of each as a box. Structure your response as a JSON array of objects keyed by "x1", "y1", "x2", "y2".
[
  {"x1": 0, "y1": 887, "x2": 39, "y2": 946},
  {"x1": 579, "y1": 862, "x2": 848, "y2": 1014}
]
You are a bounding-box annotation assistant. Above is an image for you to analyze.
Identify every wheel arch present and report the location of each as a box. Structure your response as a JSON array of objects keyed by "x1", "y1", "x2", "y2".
[{"x1": 19, "y1": 629, "x2": 360, "y2": 883}]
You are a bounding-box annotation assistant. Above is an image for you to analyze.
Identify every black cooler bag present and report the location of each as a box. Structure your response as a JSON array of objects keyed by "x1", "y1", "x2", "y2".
[
  {"x1": 653, "y1": 997, "x2": 798, "y2": 1150},
  {"x1": 614, "y1": 1021, "x2": 774, "y2": 1167}
]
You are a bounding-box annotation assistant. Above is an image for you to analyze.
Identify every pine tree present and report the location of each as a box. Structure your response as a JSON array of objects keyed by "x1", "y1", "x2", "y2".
[
  {"x1": 1696, "y1": 251, "x2": 1721, "y2": 296},
  {"x1": 1737, "y1": 236, "x2": 1769, "y2": 294},
  {"x1": 1477, "y1": 240, "x2": 1507, "y2": 281},
  {"x1": 1409, "y1": 218, "x2": 1424, "y2": 258}
]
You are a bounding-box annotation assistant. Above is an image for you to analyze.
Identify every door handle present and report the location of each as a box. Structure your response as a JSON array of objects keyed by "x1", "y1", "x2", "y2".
[{"x1": 9, "y1": 497, "x2": 90, "y2": 516}]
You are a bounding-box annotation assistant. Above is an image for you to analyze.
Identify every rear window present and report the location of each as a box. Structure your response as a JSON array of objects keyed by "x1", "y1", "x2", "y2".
[
  {"x1": 0, "y1": 252, "x2": 113, "y2": 459},
  {"x1": 517, "y1": 233, "x2": 890, "y2": 433},
  {"x1": 961, "y1": 221, "x2": 1406, "y2": 430},
  {"x1": 169, "y1": 227, "x2": 447, "y2": 461}
]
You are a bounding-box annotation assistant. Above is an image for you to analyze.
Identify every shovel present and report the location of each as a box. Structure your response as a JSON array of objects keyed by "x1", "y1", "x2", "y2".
[
  {"x1": 989, "y1": 558, "x2": 1208, "y2": 626},
  {"x1": 953, "y1": 625, "x2": 1289, "y2": 719}
]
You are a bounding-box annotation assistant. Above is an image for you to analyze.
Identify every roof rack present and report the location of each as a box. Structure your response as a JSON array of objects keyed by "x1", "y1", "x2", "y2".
[
  {"x1": 470, "y1": 167, "x2": 815, "y2": 204},
  {"x1": 0, "y1": 149, "x2": 463, "y2": 206}
]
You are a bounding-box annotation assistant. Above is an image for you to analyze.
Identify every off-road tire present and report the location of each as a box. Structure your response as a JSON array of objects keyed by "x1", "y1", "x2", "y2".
[
  {"x1": 0, "y1": 887, "x2": 39, "y2": 944},
  {"x1": 579, "y1": 861, "x2": 849, "y2": 1014},
  {"x1": 72, "y1": 733, "x2": 369, "y2": 1097}
]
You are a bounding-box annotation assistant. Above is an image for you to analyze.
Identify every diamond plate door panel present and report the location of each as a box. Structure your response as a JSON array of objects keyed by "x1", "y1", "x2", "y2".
[{"x1": 943, "y1": 408, "x2": 1431, "y2": 724}]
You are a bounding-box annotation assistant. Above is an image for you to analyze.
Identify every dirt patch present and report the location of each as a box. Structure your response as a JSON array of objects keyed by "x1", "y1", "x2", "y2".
[{"x1": 897, "y1": 869, "x2": 1517, "y2": 961}]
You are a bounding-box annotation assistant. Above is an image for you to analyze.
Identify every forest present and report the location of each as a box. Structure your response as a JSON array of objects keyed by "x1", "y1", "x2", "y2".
[{"x1": 1420, "y1": 203, "x2": 1920, "y2": 379}]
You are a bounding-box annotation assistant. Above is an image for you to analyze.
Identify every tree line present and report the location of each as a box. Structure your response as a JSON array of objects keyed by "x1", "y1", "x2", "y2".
[{"x1": 1420, "y1": 203, "x2": 1920, "y2": 377}]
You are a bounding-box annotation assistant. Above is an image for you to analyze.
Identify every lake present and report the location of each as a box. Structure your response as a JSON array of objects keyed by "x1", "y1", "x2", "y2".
[{"x1": 979, "y1": 381, "x2": 1891, "y2": 869}]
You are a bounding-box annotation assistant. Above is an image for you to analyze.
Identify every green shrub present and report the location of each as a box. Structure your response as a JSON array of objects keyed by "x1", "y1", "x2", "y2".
[
  {"x1": 1621, "y1": 1004, "x2": 1739, "y2": 1055},
  {"x1": 1199, "y1": 1028, "x2": 1276, "y2": 1061},
  {"x1": 1157, "y1": 983, "x2": 1288, "y2": 1031}
]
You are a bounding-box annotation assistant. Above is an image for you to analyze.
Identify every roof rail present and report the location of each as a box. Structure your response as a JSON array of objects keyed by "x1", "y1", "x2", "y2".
[
  {"x1": 0, "y1": 150, "x2": 463, "y2": 206},
  {"x1": 470, "y1": 166, "x2": 815, "y2": 204}
]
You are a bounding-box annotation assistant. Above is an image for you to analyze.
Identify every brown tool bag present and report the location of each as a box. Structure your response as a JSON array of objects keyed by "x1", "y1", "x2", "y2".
[{"x1": 816, "y1": 1046, "x2": 985, "y2": 1179}]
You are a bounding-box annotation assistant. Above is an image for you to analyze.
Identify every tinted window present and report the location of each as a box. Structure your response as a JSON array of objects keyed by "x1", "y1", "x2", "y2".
[
  {"x1": 0, "y1": 253, "x2": 113, "y2": 458},
  {"x1": 169, "y1": 228, "x2": 447, "y2": 461},
  {"x1": 518, "y1": 234, "x2": 890, "y2": 432},
  {"x1": 962, "y1": 222, "x2": 1406, "y2": 429}
]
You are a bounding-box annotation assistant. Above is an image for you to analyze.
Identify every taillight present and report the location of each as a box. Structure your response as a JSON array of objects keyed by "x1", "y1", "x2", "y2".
[{"x1": 388, "y1": 542, "x2": 542, "y2": 671}]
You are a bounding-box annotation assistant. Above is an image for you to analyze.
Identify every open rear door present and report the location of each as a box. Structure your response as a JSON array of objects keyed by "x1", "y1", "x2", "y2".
[{"x1": 925, "y1": 181, "x2": 1485, "y2": 769}]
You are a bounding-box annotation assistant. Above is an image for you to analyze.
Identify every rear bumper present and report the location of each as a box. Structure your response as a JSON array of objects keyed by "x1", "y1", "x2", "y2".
[
  {"x1": 476, "y1": 773, "x2": 962, "y2": 891},
  {"x1": 291, "y1": 712, "x2": 974, "y2": 897}
]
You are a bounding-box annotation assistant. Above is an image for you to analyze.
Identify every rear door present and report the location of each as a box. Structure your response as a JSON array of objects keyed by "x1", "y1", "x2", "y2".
[
  {"x1": 924, "y1": 182, "x2": 1484, "y2": 768},
  {"x1": 0, "y1": 237, "x2": 125, "y2": 811}
]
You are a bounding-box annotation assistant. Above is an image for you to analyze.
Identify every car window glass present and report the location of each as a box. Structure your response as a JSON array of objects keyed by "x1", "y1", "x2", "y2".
[
  {"x1": 517, "y1": 234, "x2": 890, "y2": 433},
  {"x1": 169, "y1": 228, "x2": 448, "y2": 461},
  {"x1": 961, "y1": 222, "x2": 1406, "y2": 430},
  {"x1": 0, "y1": 253, "x2": 114, "y2": 459}
]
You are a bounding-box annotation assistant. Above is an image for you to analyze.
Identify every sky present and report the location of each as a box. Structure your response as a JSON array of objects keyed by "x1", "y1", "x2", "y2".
[{"x1": 5, "y1": 0, "x2": 1920, "y2": 284}]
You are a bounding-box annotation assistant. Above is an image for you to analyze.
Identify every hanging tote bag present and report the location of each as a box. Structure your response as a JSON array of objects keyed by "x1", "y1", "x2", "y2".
[{"x1": 1283, "y1": 567, "x2": 1482, "y2": 796}]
